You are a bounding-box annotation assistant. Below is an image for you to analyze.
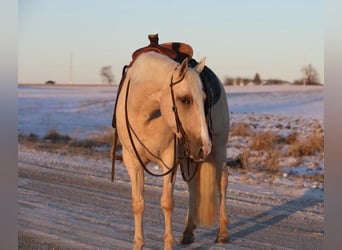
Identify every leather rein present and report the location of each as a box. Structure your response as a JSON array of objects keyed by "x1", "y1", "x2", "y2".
[{"x1": 111, "y1": 64, "x2": 199, "y2": 183}]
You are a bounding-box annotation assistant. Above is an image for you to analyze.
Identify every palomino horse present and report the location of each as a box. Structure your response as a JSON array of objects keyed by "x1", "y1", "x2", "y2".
[{"x1": 114, "y1": 51, "x2": 229, "y2": 249}]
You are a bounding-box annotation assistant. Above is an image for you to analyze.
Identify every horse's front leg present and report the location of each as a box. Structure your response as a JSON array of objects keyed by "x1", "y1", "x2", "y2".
[
  {"x1": 161, "y1": 169, "x2": 176, "y2": 250},
  {"x1": 216, "y1": 161, "x2": 229, "y2": 243},
  {"x1": 124, "y1": 151, "x2": 145, "y2": 250},
  {"x1": 180, "y1": 162, "x2": 197, "y2": 244}
]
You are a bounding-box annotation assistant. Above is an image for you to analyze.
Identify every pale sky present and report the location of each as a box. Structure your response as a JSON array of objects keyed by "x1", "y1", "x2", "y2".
[{"x1": 18, "y1": 0, "x2": 324, "y2": 84}]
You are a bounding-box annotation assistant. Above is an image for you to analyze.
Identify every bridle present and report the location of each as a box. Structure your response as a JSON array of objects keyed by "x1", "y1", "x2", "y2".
[
  {"x1": 111, "y1": 63, "x2": 201, "y2": 183},
  {"x1": 169, "y1": 71, "x2": 190, "y2": 157}
]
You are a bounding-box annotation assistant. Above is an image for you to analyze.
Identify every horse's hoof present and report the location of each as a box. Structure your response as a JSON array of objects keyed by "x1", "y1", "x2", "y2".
[
  {"x1": 215, "y1": 235, "x2": 230, "y2": 244},
  {"x1": 179, "y1": 234, "x2": 194, "y2": 244},
  {"x1": 133, "y1": 245, "x2": 143, "y2": 250},
  {"x1": 163, "y1": 245, "x2": 173, "y2": 250},
  {"x1": 133, "y1": 240, "x2": 144, "y2": 250}
]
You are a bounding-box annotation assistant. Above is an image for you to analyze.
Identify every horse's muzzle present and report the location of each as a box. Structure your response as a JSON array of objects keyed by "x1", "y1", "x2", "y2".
[{"x1": 190, "y1": 142, "x2": 212, "y2": 162}]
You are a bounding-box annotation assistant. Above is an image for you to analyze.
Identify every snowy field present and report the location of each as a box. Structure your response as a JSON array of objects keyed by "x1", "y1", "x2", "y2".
[
  {"x1": 18, "y1": 84, "x2": 324, "y2": 190},
  {"x1": 18, "y1": 85, "x2": 117, "y2": 139},
  {"x1": 225, "y1": 85, "x2": 323, "y2": 118},
  {"x1": 18, "y1": 84, "x2": 323, "y2": 138}
]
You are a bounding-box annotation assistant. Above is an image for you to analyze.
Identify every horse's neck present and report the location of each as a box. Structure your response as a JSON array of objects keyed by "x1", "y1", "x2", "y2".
[
  {"x1": 127, "y1": 69, "x2": 174, "y2": 150},
  {"x1": 129, "y1": 58, "x2": 172, "y2": 113},
  {"x1": 129, "y1": 79, "x2": 165, "y2": 111},
  {"x1": 127, "y1": 69, "x2": 169, "y2": 127}
]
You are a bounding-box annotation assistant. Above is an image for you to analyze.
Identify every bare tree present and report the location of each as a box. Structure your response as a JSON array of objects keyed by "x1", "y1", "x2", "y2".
[
  {"x1": 253, "y1": 73, "x2": 262, "y2": 85},
  {"x1": 301, "y1": 64, "x2": 320, "y2": 85},
  {"x1": 100, "y1": 65, "x2": 114, "y2": 84}
]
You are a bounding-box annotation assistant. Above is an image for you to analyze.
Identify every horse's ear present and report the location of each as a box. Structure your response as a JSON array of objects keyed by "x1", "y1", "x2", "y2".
[
  {"x1": 176, "y1": 58, "x2": 188, "y2": 79},
  {"x1": 195, "y1": 57, "x2": 206, "y2": 73}
]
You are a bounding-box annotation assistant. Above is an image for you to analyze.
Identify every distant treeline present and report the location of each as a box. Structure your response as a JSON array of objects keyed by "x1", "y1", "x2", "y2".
[
  {"x1": 223, "y1": 76, "x2": 322, "y2": 86},
  {"x1": 224, "y1": 64, "x2": 322, "y2": 86}
]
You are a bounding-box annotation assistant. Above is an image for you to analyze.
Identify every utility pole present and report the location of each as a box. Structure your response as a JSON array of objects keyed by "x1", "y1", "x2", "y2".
[{"x1": 69, "y1": 52, "x2": 73, "y2": 84}]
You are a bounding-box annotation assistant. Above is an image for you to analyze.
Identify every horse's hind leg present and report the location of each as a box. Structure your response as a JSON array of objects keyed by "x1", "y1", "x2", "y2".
[{"x1": 123, "y1": 150, "x2": 145, "y2": 250}]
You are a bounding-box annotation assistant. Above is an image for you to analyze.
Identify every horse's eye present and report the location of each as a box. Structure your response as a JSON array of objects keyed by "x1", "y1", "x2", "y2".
[{"x1": 180, "y1": 96, "x2": 191, "y2": 105}]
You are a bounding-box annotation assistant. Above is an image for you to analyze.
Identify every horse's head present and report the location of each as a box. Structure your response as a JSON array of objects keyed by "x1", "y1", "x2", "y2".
[{"x1": 160, "y1": 57, "x2": 212, "y2": 162}]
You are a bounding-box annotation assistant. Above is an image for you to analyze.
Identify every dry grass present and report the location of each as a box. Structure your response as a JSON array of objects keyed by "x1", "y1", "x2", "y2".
[
  {"x1": 286, "y1": 131, "x2": 298, "y2": 144},
  {"x1": 250, "y1": 131, "x2": 282, "y2": 151},
  {"x1": 240, "y1": 150, "x2": 251, "y2": 170},
  {"x1": 19, "y1": 124, "x2": 324, "y2": 183},
  {"x1": 19, "y1": 129, "x2": 115, "y2": 160},
  {"x1": 70, "y1": 128, "x2": 115, "y2": 148},
  {"x1": 229, "y1": 129, "x2": 323, "y2": 175},
  {"x1": 302, "y1": 173, "x2": 324, "y2": 183},
  {"x1": 18, "y1": 132, "x2": 39, "y2": 143},
  {"x1": 287, "y1": 133, "x2": 324, "y2": 157},
  {"x1": 227, "y1": 149, "x2": 250, "y2": 171},
  {"x1": 263, "y1": 150, "x2": 281, "y2": 173},
  {"x1": 87, "y1": 127, "x2": 115, "y2": 144},
  {"x1": 230, "y1": 122, "x2": 251, "y2": 137},
  {"x1": 43, "y1": 129, "x2": 71, "y2": 144}
]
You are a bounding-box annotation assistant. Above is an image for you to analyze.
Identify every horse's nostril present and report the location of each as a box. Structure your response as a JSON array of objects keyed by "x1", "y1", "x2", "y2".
[{"x1": 198, "y1": 148, "x2": 205, "y2": 159}]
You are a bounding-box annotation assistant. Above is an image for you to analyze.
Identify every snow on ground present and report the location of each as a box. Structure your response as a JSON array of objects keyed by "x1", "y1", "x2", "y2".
[
  {"x1": 224, "y1": 85, "x2": 324, "y2": 188},
  {"x1": 18, "y1": 84, "x2": 323, "y2": 138},
  {"x1": 226, "y1": 84, "x2": 323, "y2": 118},
  {"x1": 18, "y1": 84, "x2": 324, "y2": 194},
  {"x1": 18, "y1": 85, "x2": 117, "y2": 139}
]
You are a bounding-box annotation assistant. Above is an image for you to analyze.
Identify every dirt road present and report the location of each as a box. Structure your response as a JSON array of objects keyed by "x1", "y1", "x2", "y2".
[{"x1": 18, "y1": 145, "x2": 323, "y2": 250}]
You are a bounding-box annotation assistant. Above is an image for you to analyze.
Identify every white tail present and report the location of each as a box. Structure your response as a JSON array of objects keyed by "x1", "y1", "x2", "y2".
[{"x1": 195, "y1": 160, "x2": 217, "y2": 226}]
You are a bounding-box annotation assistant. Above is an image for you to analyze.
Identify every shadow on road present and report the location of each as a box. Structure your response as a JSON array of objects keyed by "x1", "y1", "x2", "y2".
[
  {"x1": 173, "y1": 188, "x2": 323, "y2": 249},
  {"x1": 229, "y1": 188, "x2": 323, "y2": 241}
]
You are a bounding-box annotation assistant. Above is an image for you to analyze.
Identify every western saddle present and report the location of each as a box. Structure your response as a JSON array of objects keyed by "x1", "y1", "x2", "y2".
[{"x1": 131, "y1": 34, "x2": 193, "y2": 63}]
